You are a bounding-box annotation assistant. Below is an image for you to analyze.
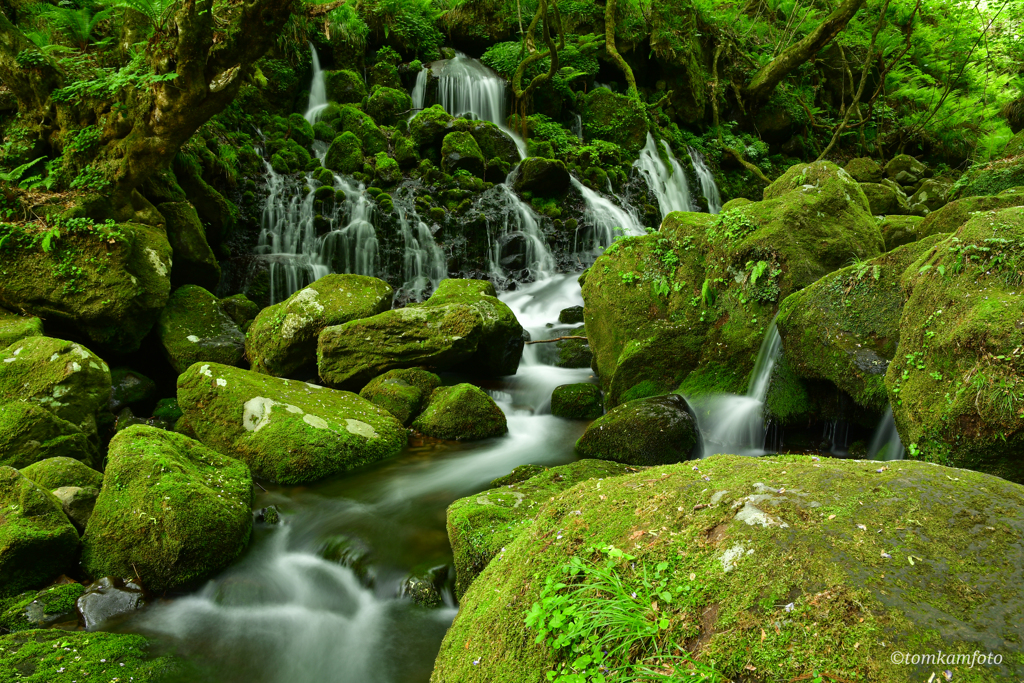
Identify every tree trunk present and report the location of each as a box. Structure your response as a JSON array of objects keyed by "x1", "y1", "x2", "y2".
[{"x1": 604, "y1": 0, "x2": 639, "y2": 100}]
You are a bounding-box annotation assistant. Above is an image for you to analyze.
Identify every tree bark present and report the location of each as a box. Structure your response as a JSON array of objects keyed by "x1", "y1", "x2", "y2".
[{"x1": 604, "y1": 0, "x2": 639, "y2": 100}]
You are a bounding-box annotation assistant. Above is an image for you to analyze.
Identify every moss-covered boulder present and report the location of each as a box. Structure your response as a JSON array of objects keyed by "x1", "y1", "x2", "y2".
[
  {"x1": 52, "y1": 485, "x2": 98, "y2": 532},
  {"x1": 843, "y1": 157, "x2": 883, "y2": 183},
  {"x1": 859, "y1": 182, "x2": 897, "y2": 214},
  {"x1": 157, "y1": 201, "x2": 221, "y2": 290},
  {"x1": 447, "y1": 459, "x2": 636, "y2": 599},
  {"x1": 157, "y1": 285, "x2": 246, "y2": 374},
  {"x1": 374, "y1": 151, "x2": 402, "y2": 185},
  {"x1": 512, "y1": 156, "x2": 570, "y2": 197},
  {"x1": 410, "y1": 104, "x2": 454, "y2": 149},
  {"x1": 885, "y1": 206, "x2": 1024, "y2": 482},
  {"x1": 0, "y1": 307, "x2": 41, "y2": 347},
  {"x1": 220, "y1": 293, "x2": 260, "y2": 331},
  {"x1": 0, "y1": 582, "x2": 84, "y2": 632},
  {"x1": 413, "y1": 384, "x2": 507, "y2": 440},
  {"x1": 575, "y1": 393, "x2": 697, "y2": 465},
  {"x1": 80, "y1": 425, "x2": 252, "y2": 591},
  {"x1": 323, "y1": 69, "x2": 367, "y2": 104},
  {"x1": 0, "y1": 629, "x2": 181, "y2": 681},
  {"x1": 0, "y1": 467, "x2": 79, "y2": 597},
  {"x1": 432, "y1": 455, "x2": 1024, "y2": 683},
  {"x1": 580, "y1": 88, "x2": 649, "y2": 155},
  {"x1": 470, "y1": 121, "x2": 520, "y2": 165},
  {"x1": 909, "y1": 178, "x2": 951, "y2": 212},
  {"x1": 550, "y1": 383, "x2": 602, "y2": 419},
  {"x1": 917, "y1": 189, "x2": 1024, "y2": 240},
  {"x1": 879, "y1": 214, "x2": 924, "y2": 250},
  {"x1": 0, "y1": 402, "x2": 96, "y2": 469},
  {"x1": 333, "y1": 105, "x2": 387, "y2": 155},
  {"x1": 21, "y1": 456, "x2": 102, "y2": 490},
  {"x1": 884, "y1": 154, "x2": 928, "y2": 183},
  {"x1": 0, "y1": 336, "x2": 111, "y2": 437},
  {"x1": 365, "y1": 86, "x2": 412, "y2": 127},
  {"x1": 177, "y1": 363, "x2": 407, "y2": 483},
  {"x1": 441, "y1": 131, "x2": 486, "y2": 179},
  {"x1": 776, "y1": 235, "x2": 946, "y2": 413},
  {"x1": 0, "y1": 223, "x2": 171, "y2": 352},
  {"x1": 358, "y1": 368, "x2": 440, "y2": 425},
  {"x1": 108, "y1": 366, "x2": 156, "y2": 413},
  {"x1": 324, "y1": 131, "x2": 365, "y2": 175},
  {"x1": 950, "y1": 154, "x2": 1024, "y2": 199},
  {"x1": 246, "y1": 274, "x2": 392, "y2": 378}
]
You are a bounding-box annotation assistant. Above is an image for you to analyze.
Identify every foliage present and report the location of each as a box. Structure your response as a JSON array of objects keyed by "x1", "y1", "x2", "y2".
[
  {"x1": 28, "y1": 1, "x2": 113, "y2": 50},
  {"x1": 51, "y1": 50, "x2": 178, "y2": 104}
]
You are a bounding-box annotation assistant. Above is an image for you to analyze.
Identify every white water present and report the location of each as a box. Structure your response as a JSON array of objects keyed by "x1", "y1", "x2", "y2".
[
  {"x1": 570, "y1": 176, "x2": 645, "y2": 260},
  {"x1": 304, "y1": 44, "x2": 329, "y2": 124},
  {"x1": 688, "y1": 146, "x2": 722, "y2": 214},
  {"x1": 392, "y1": 187, "x2": 446, "y2": 302},
  {"x1": 868, "y1": 407, "x2": 905, "y2": 461},
  {"x1": 482, "y1": 182, "x2": 556, "y2": 281},
  {"x1": 634, "y1": 133, "x2": 694, "y2": 218},
  {"x1": 410, "y1": 67, "x2": 428, "y2": 114}
]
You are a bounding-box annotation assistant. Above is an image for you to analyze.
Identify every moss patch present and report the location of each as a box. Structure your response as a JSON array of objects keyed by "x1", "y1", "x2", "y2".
[
  {"x1": 0, "y1": 629, "x2": 181, "y2": 681},
  {"x1": 575, "y1": 393, "x2": 698, "y2": 465},
  {"x1": 158, "y1": 285, "x2": 246, "y2": 374},
  {"x1": 20, "y1": 456, "x2": 102, "y2": 490},
  {"x1": 413, "y1": 384, "x2": 507, "y2": 440}
]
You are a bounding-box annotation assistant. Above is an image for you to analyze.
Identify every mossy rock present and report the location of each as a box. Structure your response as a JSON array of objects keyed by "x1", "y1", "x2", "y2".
[
  {"x1": 859, "y1": 182, "x2": 898, "y2": 214},
  {"x1": 0, "y1": 223, "x2": 171, "y2": 352},
  {"x1": 879, "y1": 214, "x2": 924, "y2": 251},
  {"x1": 554, "y1": 333, "x2": 592, "y2": 369},
  {"x1": 512, "y1": 157, "x2": 570, "y2": 197},
  {"x1": 470, "y1": 121, "x2": 520, "y2": 166},
  {"x1": 177, "y1": 363, "x2": 407, "y2": 484},
  {"x1": 0, "y1": 403, "x2": 96, "y2": 470},
  {"x1": 885, "y1": 206, "x2": 1024, "y2": 482},
  {"x1": 219, "y1": 293, "x2": 260, "y2": 331},
  {"x1": 393, "y1": 133, "x2": 420, "y2": 168},
  {"x1": 605, "y1": 322, "x2": 701, "y2": 408},
  {"x1": 0, "y1": 336, "x2": 111, "y2": 438},
  {"x1": 246, "y1": 274, "x2": 392, "y2": 378},
  {"x1": 158, "y1": 285, "x2": 246, "y2": 374},
  {"x1": 446, "y1": 459, "x2": 637, "y2": 599},
  {"x1": 157, "y1": 201, "x2": 221, "y2": 291},
  {"x1": 365, "y1": 86, "x2": 412, "y2": 127},
  {"x1": 0, "y1": 629, "x2": 182, "y2": 681},
  {"x1": 369, "y1": 62, "x2": 402, "y2": 90},
  {"x1": 550, "y1": 383, "x2": 602, "y2": 419},
  {"x1": 108, "y1": 366, "x2": 156, "y2": 413},
  {"x1": 410, "y1": 104, "x2": 454, "y2": 149},
  {"x1": 81, "y1": 425, "x2": 252, "y2": 591},
  {"x1": 21, "y1": 456, "x2": 102, "y2": 490},
  {"x1": 580, "y1": 88, "x2": 649, "y2": 156},
  {"x1": 776, "y1": 235, "x2": 946, "y2": 414},
  {"x1": 335, "y1": 105, "x2": 388, "y2": 156},
  {"x1": 910, "y1": 178, "x2": 952, "y2": 212},
  {"x1": 884, "y1": 154, "x2": 928, "y2": 182},
  {"x1": 374, "y1": 151, "x2": 402, "y2": 186},
  {"x1": 323, "y1": 69, "x2": 367, "y2": 104},
  {"x1": 441, "y1": 131, "x2": 486, "y2": 179},
  {"x1": 432, "y1": 455, "x2": 1024, "y2": 683},
  {"x1": 843, "y1": 157, "x2": 884, "y2": 183},
  {"x1": 0, "y1": 467, "x2": 79, "y2": 597},
  {"x1": 358, "y1": 368, "x2": 440, "y2": 425},
  {"x1": 413, "y1": 384, "x2": 507, "y2": 440},
  {"x1": 0, "y1": 307, "x2": 42, "y2": 348},
  {"x1": 557, "y1": 306, "x2": 584, "y2": 324},
  {"x1": 950, "y1": 154, "x2": 1024, "y2": 199},
  {"x1": 575, "y1": 393, "x2": 697, "y2": 465},
  {"x1": 0, "y1": 582, "x2": 84, "y2": 632},
  {"x1": 324, "y1": 131, "x2": 365, "y2": 175},
  {"x1": 152, "y1": 397, "x2": 183, "y2": 422},
  {"x1": 917, "y1": 191, "x2": 1024, "y2": 240}
]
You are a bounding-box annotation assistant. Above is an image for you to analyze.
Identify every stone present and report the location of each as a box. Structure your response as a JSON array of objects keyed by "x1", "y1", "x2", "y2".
[
  {"x1": 219, "y1": 293, "x2": 260, "y2": 331},
  {"x1": 158, "y1": 285, "x2": 246, "y2": 374},
  {"x1": 365, "y1": 86, "x2": 412, "y2": 127},
  {"x1": 323, "y1": 69, "x2": 367, "y2": 104},
  {"x1": 108, "y1": 367, "x2": 156, "y2": 413},
  {"x1": 916, "y1": 191, "x2": 1024, "y2": 240},
  {"x1": 410, "y1": 105, "x2": 454, "y2": 149},
  {"x1": 0, "y1": 582, "x2": 83, "y2": 632},
  {"x1": 550, "y1": 383, "x2": 603, "y2": 419},
  {"x1": 324, "y1": 131, "x2": 365, "y2": 175},
  {"x1": 81, "y1": 425, "x2": 253, "y2": 591},
  {"x1": 843, "y1": 157, "x2": 883, "y2": 183},
  {"x1": 575, "y1": 394, "x2": 697, "y2": 465},
  {"x1": 0, "y1": 403, "x2": 97, "y2": 469},
  {"x1": 884, "y1": 154, "x2": 927, "y2": 182},
  {"x1": 858, "y1": 182, "x2": 897, "y2": 214},
  {"x1": 879, "y1": 215, "x2": 924, "y2": 251},
  {"x1": 76, "y1": 577, "x2": 146, "y2": 630},
  {"x1": 332, "y1": 105, "x2": 387, "y2": 156},
  {"x1": 52, "y1": 486, "x2": 98, "y2": 533},
  {"x1": 0, "y1": 307, "x2": 42, "y2": 348},
  {"x1": 512, "y1": 157, "x2": 570, "y2": 197},
  {"x1": 470, "y1": 121, "x2": 521, "y2": 166},
  {"x1": 412, "y1": 384, "x2": 507, "y2": 440},
  {"x1": 358, "y1": 368, "x2": 441, "y2": 425},
  {"x1": 909, "y1": 178, "x2": 952, "y2": 212},
  {"x1": 557, "y1": 305, "x2": 584, "y2": 324},
  {"x1": 20, "y1": 456, "x2": 103, "y2": 490},
  {"x1": 441, "y1": 131, "x2": 486, "y2": 179},
  {"x1": 157, "y1": 201, "x2": 221, "y2": 290},
  {"x1": 580, "y1": 88, "x2": 649, "y2": 155},
  {"x1": 177, "y1": 363, "x2": 407, "y2": 483}
]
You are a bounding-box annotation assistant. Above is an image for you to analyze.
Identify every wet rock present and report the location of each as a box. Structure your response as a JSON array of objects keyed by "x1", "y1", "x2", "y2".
[
  {"x1": 410, "y1": 105, "x2": 454, "y2": 149},
  {"x1": 331, "y1": 105, "x2": 387, "y2": 155},
  {"x1": 402, "y1": 574, "x2": 443, "y2": 608},
  {"x1": 157, "y1": 201, "x2": 221, "y2": 290},
  {"x1": 575, "y1": 394, "x2": 697, "y2": 465},
  {"x1": 359, "y1": 372, "x2": 432, "y2": 426},
  {"x1": 513, "y1": 157, "x2": 570, "y2": 197},
  {"x1": 554, "y1": 332, "x2": 592, "y2": 369},
  {"x1": 177, "y1": 363, "x2": 407, "y2": 484},
  {"x1": 255, "y1": 505, "x2": 280, "y2": 525},
  {"x1": 76, "y1": 577, "x2": 146, "y2": 630},
  {"x1": 21, "y1": 456, "x2": 103, "y2": 490},
  {"x1": 412, "y1": 384, "x2": 507, "y2": 441},
  {"x1": 323, "y1": 69, "x2": 367, "y2": 104},
  {"x1": 52, "y1": 486, "x2": 99, "y2": 533},
  {"x1": 550, "y1": 383, "x2": 603, "y2": 420},
  {"x1": 580, "y1": 88, "x2": 649, "y2": 155},
  {"x1": 470, "y1": 121, "x2": 520, "y2": 166},
  {"x1": 324, "y1": 131, "x2": 365, "y2": 174},
  {"x1": 81, "y1": 426, "x2": 253, "y2": 591},
  {"x1": 0, "y1": 581, "x2": 84, "y2": 632},
  {"x1": 557, "y1": 305, "x2": 584, "y2": 324},
  {"x1": 0, "y1": 402, "x2": 97, "y2": 469},
  {"x1": 158, "y1": 285, "x2": 246, "y2": 374},
  {"x1": 152, "y1": 397, "x2": 184, "y2": 423},
  {"x1": 441, "y1": 131, "x2": 486, "y2": 179},
  {"x1": 0, "y1": 307, "x2": 42, "y2": 348},
  {"x1": 108, "y1": 367, "x2": 157, "y2": 413},
  {"x1": 843, "y1": 157, "x2": 883, "y2": 183}
]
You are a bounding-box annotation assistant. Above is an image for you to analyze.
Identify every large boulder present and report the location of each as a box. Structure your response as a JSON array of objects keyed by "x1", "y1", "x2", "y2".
[
  {"x1": 0, "y1": 582, "x2": 84, "y2": 632},
  {"x1": 917, "y1": 188, "x2": 1024, "y2": 240},
  {"x1": 843, "y1": 156, "x2": 883, "y2": 183},
  {"x1": 177, "y1": 363, "x2": 408, "y2": 483},
  {"x1": 0, "y1": 307, "x2": 41, "y2": 347},
  {"x1": 358, "y1": 368, "x2": 441, "y2": 425},
  {"x1": 365, "y1": 86, "x2": 412, "y2": 127},
  {"x1": 0, "y1": 402, "x2": 97, "y2": 469},
  {"x1": 324, "y1": 132, "x2": 365, "y2": 175},
  {"x1": 0, "y1": 222, "x2": 172, "y2": 352},
  {"x1": 323, "y1": 69, "x2": 367, "y2": 104},
  {"x1": 246, "y1": 274, "x2": 392, "y2": 378},
  {"x1": 950, "y1": 149, "x2": 1024, "y2": 199},
  {"x1": 885, "y1": 206, "x2": 1024, "y2": 482},
  {"x1": 0, "y1": 337, "x2": 111, "y2": 437},
  {"x1": 441, "y1": 131, "x2": 486, "y2": 179},
  {"x1": 21, "y1": 456, "x2": 102, "y2": 490},
  {"x1": 512, "y1": 157, "x2": 570, "y2": 197},
  {"x1": 81, "y1": 426, "x2": 252, "y2": 591},
  {"x1": 412, "y1": 384, "x2": 507, "y2": 440},
  {"x1": 432, "y1": 455, "x2": 1024, "y2": 683},
  {"x1": 157, "y1": 201, "x2": 221, "y2": 290},
  {"x1": 576, "y1": 393, "x2": 697, "y2": 465},
  {"x1": 580, "y1": 88, "x2": 649, "y2": 155},
  {"x1": 0, "y1": 467, "x2": 79, "y2": 596},
  {"x1": 446, "y1": 459, "x2": 636, "y2": 598},
  {"x1": 0, "y1": 629, "x2": 181, "y2": 681},
  {"x1": 158, "y1": 285, "x2": 246, "y2": 374}
]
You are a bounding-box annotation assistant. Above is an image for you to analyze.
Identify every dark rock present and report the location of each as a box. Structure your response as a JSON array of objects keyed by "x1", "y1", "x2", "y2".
[
  {"x1": 76, "y1": 577, "x2": 146, "y2": 631},
  {"x1": 108, "y1": 367, "x2": 157, "y2": 413},
  {"x1": 575, "y1": 394, "x2": 698, "y2": 465},
  {"x1": 512, "y1": 157, "x2": 570, "y2": 197}
]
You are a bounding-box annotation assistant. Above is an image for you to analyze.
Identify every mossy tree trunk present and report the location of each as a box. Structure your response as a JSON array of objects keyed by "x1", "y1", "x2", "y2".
[
  {"x1": 0, "y1": 13, "x2": 63, "y2": 116},
  {"x1": 604, "y1": 0, "x2": 640, "y2": 101}
]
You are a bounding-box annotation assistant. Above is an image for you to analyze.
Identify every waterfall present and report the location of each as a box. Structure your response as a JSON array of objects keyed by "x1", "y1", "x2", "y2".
[
  {"x1": 481, "y1": 183, "x2": 555, "y2": 282},
  {"x1": 868, "y1": 407, "x2": 905, "y2": 461},
  {"x1": 304, "y1": 44, "x2": 329, "y2": 124},
  {"x1": 634, "y1": 133, "x2": 693, "y2": 218},
  {"x1": 688, "y1": 146, "x2": 723, "y2": 214},
  {"x1": 572, "y1": 114, "x2": 583, "y2": 142},
  {"x1": 570, "y1": 176, "x2": 645, "y2": 260},
  {"x1": 392, "y1": 188, "x2": 446, "y2": 302},
  {"x1": 410, "y1": 67, "x2": 428, "y2": 114}
]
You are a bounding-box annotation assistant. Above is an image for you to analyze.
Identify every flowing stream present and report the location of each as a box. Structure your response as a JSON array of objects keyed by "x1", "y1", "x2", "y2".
[
  {"x1": 688, "y1": 146, "x2": 723, "y2": 214},
  {"x1": 634, "y1": 133, "x2": 694, "y2": 216}
]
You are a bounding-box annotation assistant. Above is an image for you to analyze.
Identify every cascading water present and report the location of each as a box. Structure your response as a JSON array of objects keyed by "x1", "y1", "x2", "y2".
[
  {"x1": 868, "y1": 407, "x2": 905, "y2": 460},
  {"x1": 688, "y1": 146, "x2": 723, "y2": 214},
  {"x1": 304, "y1": 44, "x2": 329, "y2": 124},
  {"x1": 570, "y1": 176, "x2": 645, "y2": 260},
  {"x1": 634, "y1": 133, "x2": 694, "y2": 217},
  {"x1": 481, "y1": 182, "x2": 556, "y2": 282},
  {"x1": 391, "y1": 187, "x2": 446, "y2": 302},
  {"x1": 410, "y1": 67, "x2": 428, "y2": 114}
]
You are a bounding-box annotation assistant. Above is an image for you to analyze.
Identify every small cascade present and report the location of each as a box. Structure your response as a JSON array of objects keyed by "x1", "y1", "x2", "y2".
[
  {"x1": 570, "y1": 177, "x2": 645, "y2": 260},
  {"x1": 392, "y1": 187, "x2": 446, "y2": 302},
  {"x1": 481, "y1": 183, "x2": 555, "y2": 282},
  {"x1": 688, "y1": 146, "x2": 723, "y2": 214},
  {"x1": 634, "y1": 133, "x2": 694, "y2": 218},
  {"x1": 868, "y1": 407, "x2": 905, "y2": 461},
  {"x1": 304, "y1": 44, "x2": 329, "y2": 124},
  {"x1": 410, "y1": 67, "x2": 428, "y2": 112},
  {"x1": 572, "y1": 113, "x2": 583, "y2": 142}
]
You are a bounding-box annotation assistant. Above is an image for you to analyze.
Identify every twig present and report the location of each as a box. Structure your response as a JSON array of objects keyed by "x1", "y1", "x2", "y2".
[{"x1": 525, "y1": 335, "x2": 588, "y2": 345}]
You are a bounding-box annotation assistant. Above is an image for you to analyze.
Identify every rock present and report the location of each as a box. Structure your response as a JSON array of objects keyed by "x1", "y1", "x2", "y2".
[
  {"x1": 557, "y1": 305, "x2": 584, "y2": 324},
  {"x1": 52, "y1": 486, "x2": 98, "y2": 533},
  {"x1": 916, "y1": 190, "x2": 1024, "y2": 240},
  {"x1": 81, "y1": 426, "x2": 253, "y2": 591},
  {"x1": 858, "y1": 182, "x2": 897, "y2": 214},
  {"x1": 255, "y1": 505, "x2": 280, "y2": 524},
  {"x1": 359, "y1": 368, "x2": 441, "y2": 425},
  {"x1": 0, "y1": 467, "x2": 79, "y2": 596},
  {"x1": 410, "y1": 104, "x2": 454, "y2": 149},
  {"x1": 412, "y1": 384, "x2": 507, "y2": 440},
  {"x1": 246, "y1": 274, "x2": 392, "y2": 378},
  {"x1": 365, "y1": 86, "x2": 412, "y2": 127},
  {"x1": 332, "y1": 105, "x2": 387, "y2": 155},
  {"x1": 0, "y1": 223, "x2": 171, "y2": 352},
  {"x1": 470, "y1": 121, "x2": 520, "y2": 166},
  {"x1": 490, "y1": 464, "x2": 547, "y2": 487},
  {"x1": 884, "y1": 154, "x2": 927, "y2": 182},
  {"x1": 20, "y1": 456, "x2": 103, "y2": 490},
  {"x1": 512, "y1": 157, "x2": 570, "y2": 196},
  {"x1": 886, "y1": 206, "x2": 1024, "y2": 482},
  {"x1": 441, "y1": 131, "x2": 486, "y2": 179},
  {"x1": 879, "y1": 214, "x2": 923, "y2": 250},
  {"x1": 324, "y1": 131, "x2": 365, "y2": 175},
  {"x1": 446, "y1": 459, "x2": 636, "y2": 598},
  {"x1": 373, "y1": 152, "x2": 402, "y2": 185},
  {"x1": 576, "y1": 394, "x2": 697, "y2": 465},
  {"x1": 0, "y1": 307, "x2": 42, "y2": 348},
  {"x1": 108, "y1": 367, "x2": 156, "y2": 413},
  {"x1": 158, "y1": 285, "x2": 246, "y2": 374},
  {"x1": 0, "y1": 629, "x2": 181, "y2": 681},
  {"x1": 76, "y1": 577, "x2": 146, "y2": 630},
  {"x1": 580, "y1": 88, "x2": 649, "y2": 155},
  {"x1": 323, "y1": 69, "x2": 367, "y2": 104},
  {"x1": 177, "y1": 363, "x2": 407, "y2": 483},
  {"x1": 909, "y1": 178, "x2": 951, "y2": 212},
  {"x1": 843, "y1": 157, "x2": 883, "y2": 183},
  {"x1": 0, "y1": 402, "x2": 97, "y2": 469},
  {"x1": 157, "y1": 201, "x2": 221, "y2": 290},
  {"x1": 554, "y1": 332, "x2": 592, "y2": 369},
  {"x1": 402, "y1": 574, "x2": 443, "y2": 608},
  {"x1": 219, "y1": 293, "x2": 260, "y2": 331},
  {"x1": 0, "y1": 582, "x2": 83, "y2": 632},
  {"x1": 152, "y1": 397, "x2": 183, "y2": 423},
  {"x1": 433, "y1": 455, "x2": 1024, "y2": 683},
  {"x1": 0, "y1": 337, "x2": 111, "y2": 438},
  {"x1": 550, "y1": 384, "x2": 603, "y2": 419}
]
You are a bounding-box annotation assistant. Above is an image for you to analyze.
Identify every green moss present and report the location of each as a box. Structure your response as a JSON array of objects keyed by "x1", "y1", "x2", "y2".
[
  {"x1": 158, "y1": 285, "x2": 246, "y2": 374},
  {"x1": 470, "y1": 121, "x2": 520, "y2": 166},
  {"x1": 550, "y1": 383, "x2": 603, "y2": 419},
  {"x1": 844, "y1": 157, "x2": 884, "y2": 183},
  {"x1": 0, "y1": 307, "x2": 42, "y2": 347},
  {"x1": 0, "y1": 582, "x2": 84, "y2": 632},
  {"x1": 413, "y1": 384, "x2": 507, "y2": 440},
  {"x1": 365, "y1": 86, "x2": 412, "y2": 127},
  {"x1": 153, "y1": 397, "x2": 184, "y2": 423},
  {"x1": 554, "y1": 331, "x2": 592, "y2": 369},
  {"x1": 580, "y1": 88, "x2": 649, "y2": 156},
  {"x1": 334, "y1": 105, "x2": 387, "y2": 155},
  {"x1": 81, "y1": 425, "x2": 252, "y2": 591},
  {"x1": 0, "y1": 403, "x2": 97, "y2": 469},
  {"x1": 324, "y1": 131, "x2": 365, "y2": 175},
  {"x1": 918, "y1": 193, "x2": 1024, "y2": 240},
  {"x1": 359, "y1": 376, "x2": 423, "y2": 425},
  {"x1": 951, "y1": 155, "x2": 1024, "y2": 199},
  {"x1": 374, "y1": 152, "x2": 402, "y2": 186},
  {"x1": 219, "y1": 293, "x2": 260, "y2": 331},
  {"x1": 20, "y1": 456, "x2": 102, "y2": 490},
  {"x1": 323, "y1": 69, "x2": 367, "y2": 104},
  {"x1": 512, "y1": 156, "x2": 570, "y2": 197},
  {"x1": 0, "y1": 629, "x2": 181, "y2": 681},
  {"x1": 575, "y1": 393, "x2": 697, "y2": 465},
  {"x1": 879, "y1": 214, "x2": 924, "y2": 250},
  {"x1": 441, "y1": 131, "x2": 486, "y2": 179},
  {"x1": 410, "y1": 105, "x2": 454, "y2": 149}
]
